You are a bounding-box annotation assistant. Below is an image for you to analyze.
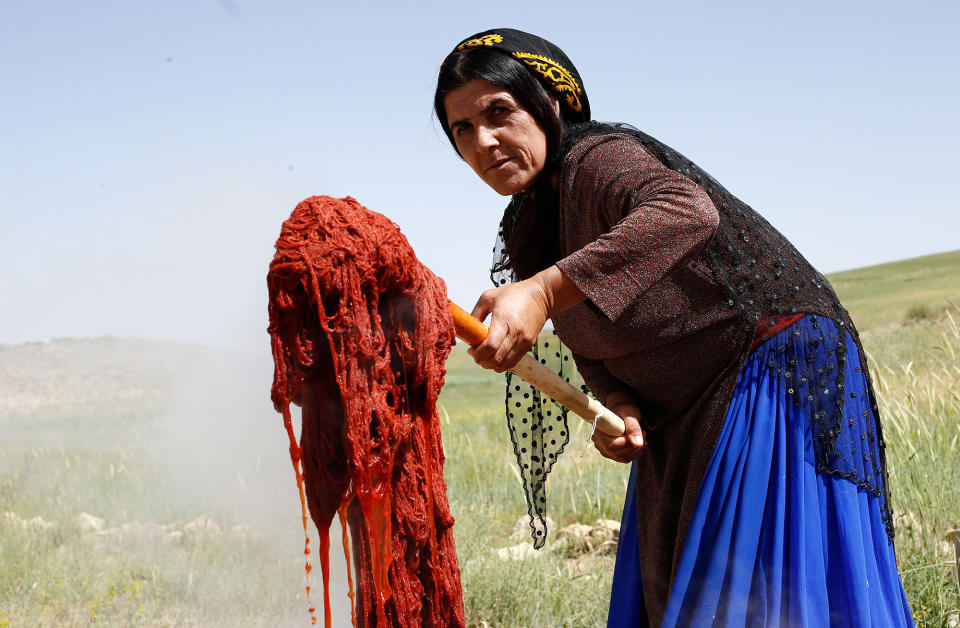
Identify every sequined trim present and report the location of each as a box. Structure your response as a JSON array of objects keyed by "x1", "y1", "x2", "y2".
[
  {"x1": 511, "y1": 51, "x2": 584, "y2": 113},
  {"x1": 757, "y1": 314, "x2": 892, "y2": 537},
  {"x1": 751, "y1": 313, "x2": 806, "y2": 352}
]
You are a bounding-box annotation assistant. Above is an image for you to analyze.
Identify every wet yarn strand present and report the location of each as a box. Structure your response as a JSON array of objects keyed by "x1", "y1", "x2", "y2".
[{"x1": 267, "y1": 196, "x2": 465, "y2": 628}]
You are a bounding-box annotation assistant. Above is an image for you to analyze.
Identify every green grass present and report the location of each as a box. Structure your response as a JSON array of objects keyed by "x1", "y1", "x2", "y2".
[
  {"x1": 864, "y1": 309, "x2": 960, "y2": 627},
  {"x1": 828, "y1": 249, "x2": 960, "y2": 331},
  {"x1": 1, "y1": 251, "x2": 959, "y2": 627},
  {"x1": 439, "y1": 347, "x2": 629, "y2": 626}
]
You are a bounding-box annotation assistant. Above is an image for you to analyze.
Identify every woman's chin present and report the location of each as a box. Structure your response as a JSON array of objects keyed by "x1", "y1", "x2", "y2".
[{"x1": 486, "y1": 176, "x2": 529, "y2": 197}]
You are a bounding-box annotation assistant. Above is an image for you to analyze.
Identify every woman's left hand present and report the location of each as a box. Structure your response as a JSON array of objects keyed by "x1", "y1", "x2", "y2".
[
  {"x1": 592, "y1": 391, "x2": 646, "y2": 463},
  {"x1": 468, "y1": 279, "x2": 550, "y2": 372}
]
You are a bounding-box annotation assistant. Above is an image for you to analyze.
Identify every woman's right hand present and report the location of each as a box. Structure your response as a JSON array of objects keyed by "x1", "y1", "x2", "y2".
[
  {"x1": 468, "y1": 265, "x2": 587, "y2": 373},
  {"x1": 468, "y1": 279, "x2": 550, "y2": 373},
  {"x1": 592, "y1": 394, "x2": 646, "y2": 463}
]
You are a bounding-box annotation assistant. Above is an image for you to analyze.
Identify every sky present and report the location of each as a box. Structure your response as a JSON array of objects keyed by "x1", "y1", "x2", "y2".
[{"x1": 2, "y1": 0, "x2": 958, "y2": 352}]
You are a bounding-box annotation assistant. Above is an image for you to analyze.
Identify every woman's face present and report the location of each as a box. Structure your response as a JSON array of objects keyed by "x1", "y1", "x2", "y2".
[{"x1": 444, "y1": 79, "x2": 552, "y2": 196}]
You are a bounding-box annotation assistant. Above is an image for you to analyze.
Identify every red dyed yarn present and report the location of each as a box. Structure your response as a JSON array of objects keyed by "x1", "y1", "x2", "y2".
[{"x1": 267, "y1": 196, "x2": 464, "y2": 628}]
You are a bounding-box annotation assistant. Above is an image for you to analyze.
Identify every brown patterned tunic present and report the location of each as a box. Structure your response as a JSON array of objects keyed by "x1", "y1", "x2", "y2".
[{"x1": 550, "y1": 130, "x2": 877, "y2": 624}]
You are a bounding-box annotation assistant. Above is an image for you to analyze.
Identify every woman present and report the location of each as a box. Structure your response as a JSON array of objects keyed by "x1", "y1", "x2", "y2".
[{"x1": 435, "y1": 28, "x2": 914, "y2": 626}]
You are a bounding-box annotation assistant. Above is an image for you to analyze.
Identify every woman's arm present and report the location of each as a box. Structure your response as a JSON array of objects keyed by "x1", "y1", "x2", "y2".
[
  {"x1": 469, "y1": 274, "x2": 646, "y2": 461},
  {"x1": 468, "y1": 264, "x2": 584, "y2": 372},
  {"x1": 467, "y1": 134, "x2": 716, "y2": 462},
  {"x1": 557, "y1": 134, "x2": 719, "y2": 322},
  {"x1": 467, "y1": 136, "x2": 718, "y2": 370}
]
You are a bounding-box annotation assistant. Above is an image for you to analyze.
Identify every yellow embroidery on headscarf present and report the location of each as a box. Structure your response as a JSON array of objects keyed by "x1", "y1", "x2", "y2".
[
  {"x1": 457, "y1": 34, "x2": 504, "y2": 50},
  {"x1": 511, "y1": 52, "x2": 584, "y2": 113}
]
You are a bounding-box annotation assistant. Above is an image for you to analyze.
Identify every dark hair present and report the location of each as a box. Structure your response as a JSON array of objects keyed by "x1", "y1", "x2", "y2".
[{"x1": 434, "y1": 47, "x2": 567, "y2": 159}]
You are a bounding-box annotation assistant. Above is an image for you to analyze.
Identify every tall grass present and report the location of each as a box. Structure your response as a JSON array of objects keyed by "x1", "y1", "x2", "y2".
[
  {"x1": 439, "y1": 387, "x2": 627, "y2": 627},
  {"x1": 864, "y1": 307, "x2": 960, "y2": 626}
]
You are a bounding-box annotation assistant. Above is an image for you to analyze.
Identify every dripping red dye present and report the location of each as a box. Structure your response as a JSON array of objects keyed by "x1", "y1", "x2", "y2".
[{"x1": 268, "y1": 196, "x2": 465, "y2": 627}]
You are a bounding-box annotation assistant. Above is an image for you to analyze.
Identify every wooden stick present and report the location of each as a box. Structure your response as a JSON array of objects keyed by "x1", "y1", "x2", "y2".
[{"x1": 448, "y1": 302, "x2": 626, "y2": 437}]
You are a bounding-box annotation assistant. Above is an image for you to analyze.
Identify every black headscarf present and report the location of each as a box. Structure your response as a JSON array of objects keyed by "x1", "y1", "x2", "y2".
[{"x1": 445, "y1": 28, "x2": 591, "y2": 124}]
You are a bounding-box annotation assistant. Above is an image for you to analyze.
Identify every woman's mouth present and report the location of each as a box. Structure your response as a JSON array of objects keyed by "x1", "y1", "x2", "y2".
[{"x1": 486, "y1": 158, "x2": 512, "y2": 172}]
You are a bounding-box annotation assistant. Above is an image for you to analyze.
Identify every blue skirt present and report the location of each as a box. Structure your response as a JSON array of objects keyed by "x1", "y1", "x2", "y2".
[{"x1": 608, "y1": 317, "x2": 914, "y2": 627}]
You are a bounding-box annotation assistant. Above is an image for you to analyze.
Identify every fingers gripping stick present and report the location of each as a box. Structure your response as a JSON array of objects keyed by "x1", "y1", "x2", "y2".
[{"x1": 449, "y1": 302, "x2": 626, "y2": 437}]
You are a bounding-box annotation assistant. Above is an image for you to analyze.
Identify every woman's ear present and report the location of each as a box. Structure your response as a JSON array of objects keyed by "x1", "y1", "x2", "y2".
[{"x1": 552, "y1": 95, "x2": 561, "y2": 118}]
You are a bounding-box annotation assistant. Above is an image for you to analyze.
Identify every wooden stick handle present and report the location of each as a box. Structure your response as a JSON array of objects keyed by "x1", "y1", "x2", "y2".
[{"x1": 448, "y1": 302, "x2": 626, "y2": 437}]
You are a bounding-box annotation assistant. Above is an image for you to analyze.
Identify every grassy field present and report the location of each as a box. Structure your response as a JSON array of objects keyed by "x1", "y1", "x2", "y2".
[
  {"x1": 829, "y1": 249, "x2": 960, "y2": 331},
  {"x1": 1, "y1": 251, "x2": 958, "y2": 627}
]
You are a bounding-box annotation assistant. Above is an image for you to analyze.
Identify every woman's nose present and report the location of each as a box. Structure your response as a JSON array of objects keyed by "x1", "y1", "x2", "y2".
[{"x1": 476, "y1": 124, "x2": 498, "y2": 150}]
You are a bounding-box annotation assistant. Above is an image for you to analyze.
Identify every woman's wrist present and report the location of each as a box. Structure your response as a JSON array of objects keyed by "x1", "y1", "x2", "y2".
[{"x1": 529, "y1": 265, "x2": 586, "y2": 318}]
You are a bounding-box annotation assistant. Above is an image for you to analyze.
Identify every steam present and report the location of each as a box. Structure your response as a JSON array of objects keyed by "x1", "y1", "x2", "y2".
[{"x1": 153, "y1": 345, "x2": 353, "y2": 625}]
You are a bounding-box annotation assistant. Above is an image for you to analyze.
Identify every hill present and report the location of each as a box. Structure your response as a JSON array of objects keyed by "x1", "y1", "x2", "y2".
[
  {"x1": 827, "y1": 249, "x2": 960, "y2": 332},
  {"x1": 0, "y1": 337, "x2": 256, "y2": 424}
]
